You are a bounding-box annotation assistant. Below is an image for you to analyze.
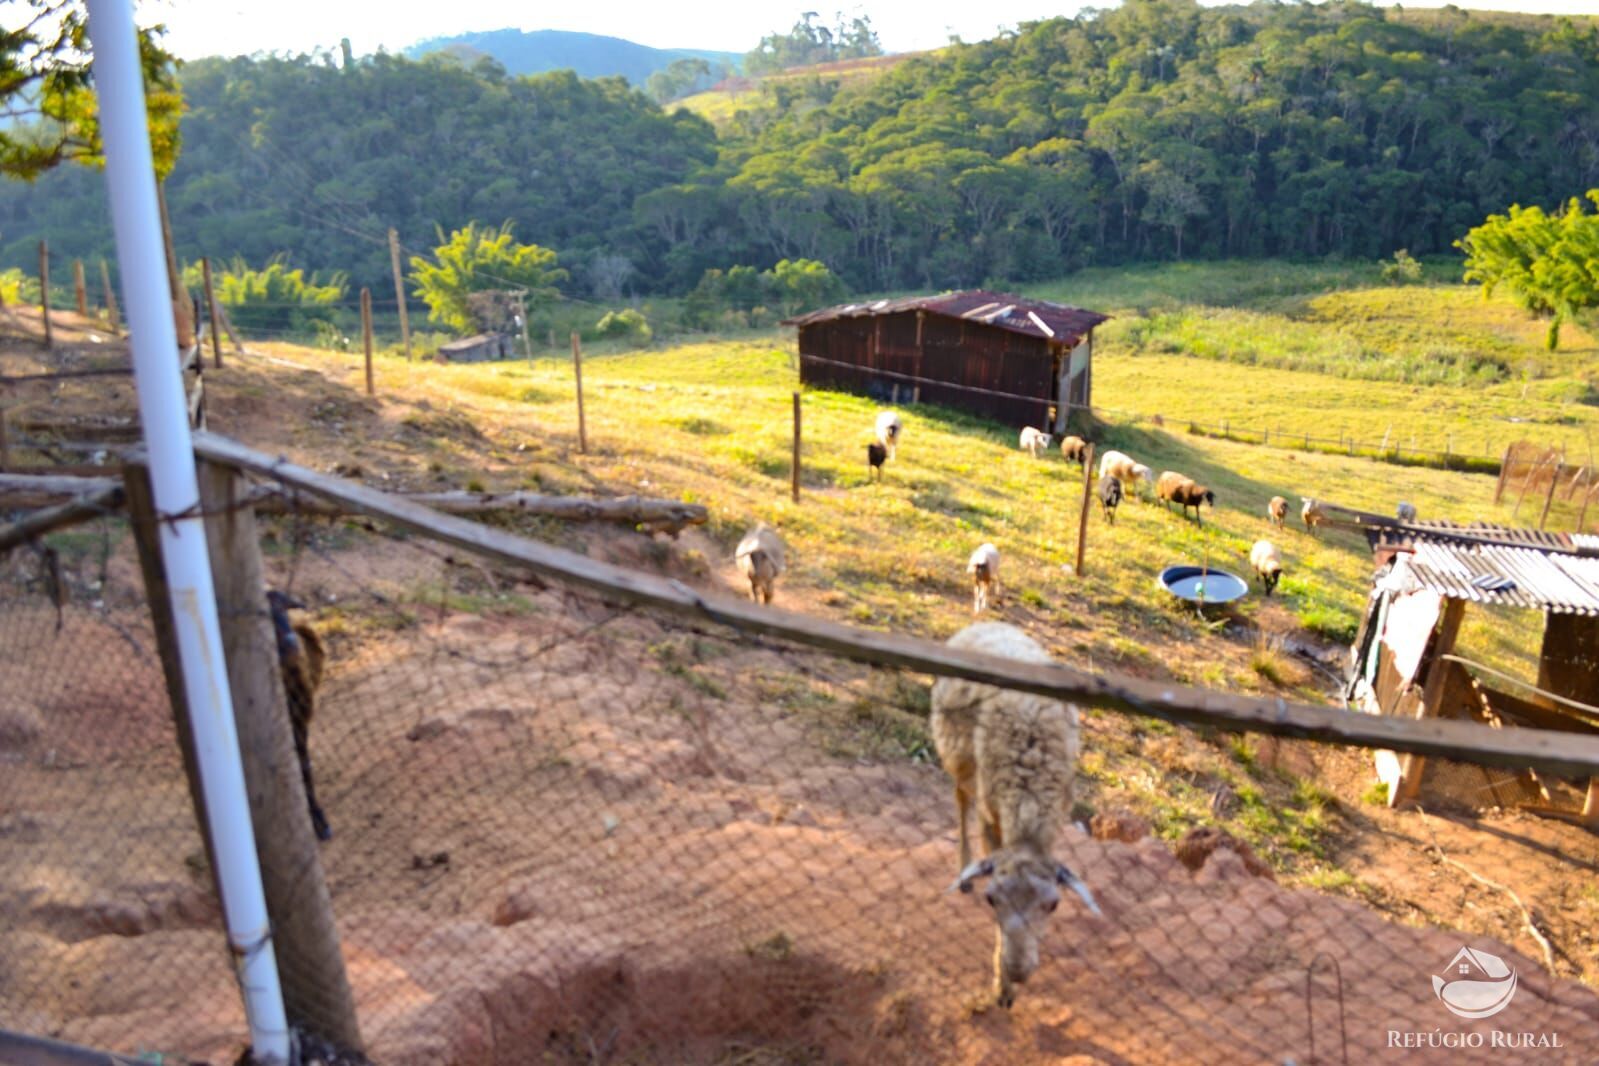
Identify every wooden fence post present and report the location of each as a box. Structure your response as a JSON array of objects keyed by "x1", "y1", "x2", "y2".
[
  {"x1": 73, "y1": 259, "x2": 87, "y2": 317},
  {"x1": 202, "y1": 257, "x2": 223, "y2": 369},
  {"x1": 360, "y1": 287, "x2": 374, "y2": 397},
  {"x1": 38, "y1": 240, "x2": 52, "y2": 350},
  {"x1": 792, "y1": 391, "x2": 802, "y2": 503},
  {"x1": 1578, "y1": 481, "x2": 1595, "y2": 535},
  {"x1": 1075, "y1": 443, "x2": 1095, "y2": 577},
  {"x1": 0, "y1": 407, "x2": 8, "y2": 468},
  {"x1": 1512, "y1": 453, "x2": 1549, "y2": 519},
  {"x1": 1539, "y1": 462, "x2": 1561, "y2": 530},
  {"x1": 100, "y1": 259, "x2": 120, "y2": 334},
  {"x1": 388, "y1": 227, "x2": 412, "y2": 360},
  {"x1": 195, "y1": 460, "x2": 365, "y2": 1052},
  {"x1": 1494, "y1": 444, "x2": 1513, "y2": 504},
  {"x1": 1392, "y1": 598, "x2": 1466, "y2": 807},
  {"x1": 571, "y1": 332, "x2": 588, "y2": 454}
]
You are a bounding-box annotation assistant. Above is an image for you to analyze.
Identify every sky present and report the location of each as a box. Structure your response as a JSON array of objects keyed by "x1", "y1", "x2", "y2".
[{"x1": 149, "y1": 0, "x2": 1597, "y2": 61}]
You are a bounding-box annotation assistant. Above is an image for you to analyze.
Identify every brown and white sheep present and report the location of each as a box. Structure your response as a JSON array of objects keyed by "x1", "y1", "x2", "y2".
[
  {"x1": 931, "y1": 622, "x2": 1101, "y2": 1009},
  {"x1": 967, "y1": 543, "x2": 1000, "y2": 616},
  {"x1": 1059, "y1": 435, "x2": 1090, "y2": 466},
  {"x1": 735, "y1": 526, "x2": 785, "y2": 605},
  {"x1": 268, "y1": 590, "x2": 332, "y2": 841},
  {"x1": 1097, "y1": 449, "x2": 1153, "y2": 499},
  {"x1": 1250, "y1": 539, "x2": 1284, "y2": 596},
  {"x1": 1267, "y1": 496, "x2": 1287, "y2": 527},
  {"x1": 1019, "y1": 426, "x2": 1053, "y2": 458},
  {"x1": 1156, "y1": 471, "x2": 1215, "y2": 523},
  {"x1": 1301, "y1": 497, "x2": 1326, "y2": 532}
]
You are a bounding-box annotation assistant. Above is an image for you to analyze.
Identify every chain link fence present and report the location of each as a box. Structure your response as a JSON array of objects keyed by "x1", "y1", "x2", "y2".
[{"x1": 5, "y1": 478, "x2": 1599, "y2": 1063}]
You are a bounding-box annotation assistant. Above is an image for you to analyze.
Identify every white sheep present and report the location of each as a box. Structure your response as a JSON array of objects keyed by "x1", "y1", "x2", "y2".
[
  {"x1": 966, "y1": 543, "x2": 1000, "y2": 616},
  {"x1": 1396, "y1": 501, "x2": 1417, "y2": 523},
  {"x1": 1097, "y1": 449, "x2": 1153, "y2": 499},
  {"x1": 1018, "y1": 426, "x2": 1053, "y2": 458},
  {"x1": 1249, "y1": 539, "x2": 1284, "y2": 596},
  {"x1": 875, "y1": 410, "x2": 903, "y2": 460},
  {"x1": 735, "y1": 526, "x2": 785, "y2": 605},
  {"x1": 931, "y1": 621, "x2": 1101, "y2": 1009}
]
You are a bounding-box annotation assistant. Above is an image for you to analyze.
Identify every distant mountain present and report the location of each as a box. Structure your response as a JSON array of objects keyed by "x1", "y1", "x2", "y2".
[{"x1": 405, "y1": 28, "x2": 739, "y2": 87}]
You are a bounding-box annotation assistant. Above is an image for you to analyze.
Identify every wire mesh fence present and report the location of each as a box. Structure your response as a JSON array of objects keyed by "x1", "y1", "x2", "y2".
[
  {"x1": 6, "y1": 474, "x2": 1599, "y2": 1064},
  {"x1": 1495, "y1": 441, "x2": 1599, "y2": 535}
]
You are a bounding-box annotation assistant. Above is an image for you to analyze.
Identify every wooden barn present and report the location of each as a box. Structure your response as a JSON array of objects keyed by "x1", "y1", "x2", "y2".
[
  {"x1": 1337, "y1": 509, "x2": 1599, "y2": 823},
  {"x1": 784, "y1": 291, "x2": 1110, "y2": 433}
]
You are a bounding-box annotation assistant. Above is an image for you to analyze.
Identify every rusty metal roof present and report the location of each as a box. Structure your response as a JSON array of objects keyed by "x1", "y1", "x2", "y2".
[
  {"x1": 1362, "y1": 520, "x2": 1599, "y2": 615},
  {"x1": 783, "y1": 290, "x2": 1110, "y2": 346}
]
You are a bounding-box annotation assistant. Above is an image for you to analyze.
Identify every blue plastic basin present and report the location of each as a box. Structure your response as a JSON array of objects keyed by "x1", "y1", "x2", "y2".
[{"x1": 1158, "y1": 564, "x2": 1249, "y2": 606}]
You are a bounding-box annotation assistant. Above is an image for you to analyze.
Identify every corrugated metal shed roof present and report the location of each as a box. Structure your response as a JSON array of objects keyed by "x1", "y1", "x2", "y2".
[
  {"x1": 783, "y1": 290, "x2": 1110, "y2": 346},
  {"x1": 1364, "y1": 521, "x2": 1599, "y2": 615}
]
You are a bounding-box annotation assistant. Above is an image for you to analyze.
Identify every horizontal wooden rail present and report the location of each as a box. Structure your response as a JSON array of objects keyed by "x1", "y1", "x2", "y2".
[
  {"x1": 192, "y1": 429, "x2": 1599, "y2": 780},
  {"x1": 0, "y1": 485, "x2": 124, "y2": 555},
  {"x1": 800, "y1": 353, "x2": 1054, "y2": 410}
]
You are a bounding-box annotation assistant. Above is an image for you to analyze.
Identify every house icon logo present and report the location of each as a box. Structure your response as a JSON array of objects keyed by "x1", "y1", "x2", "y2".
[{"x1": 1433, "y1": 946, "x2": 1518, "y2": 1019}]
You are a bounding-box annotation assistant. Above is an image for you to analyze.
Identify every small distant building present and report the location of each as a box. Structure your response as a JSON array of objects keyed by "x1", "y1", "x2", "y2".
[
  {"x1": 1338, "y1": 508, "x2": 1599, "y2": 823},
  {"x1": 437, "y1": 332, "x2": 515, "y2": 363},
  {"x1": 783, "y1": 291, "x2": 1110, "y2": 433}
]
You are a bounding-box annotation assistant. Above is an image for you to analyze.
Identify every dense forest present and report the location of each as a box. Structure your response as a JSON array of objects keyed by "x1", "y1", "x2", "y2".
[{"x1": 2, "y1": 0, "x2": 1598, "y2": 303}]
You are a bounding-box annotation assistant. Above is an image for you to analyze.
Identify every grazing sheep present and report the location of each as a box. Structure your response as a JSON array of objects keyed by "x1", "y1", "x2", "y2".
[
  {"x1": 967, "y1": 543, "x2": 1000, "y2": 616},
  {"x1": 867, "y1": 441, "x2": 888, "y2": 482},
  {"x1": 1097, "y1": 450, "x2": 1154, "y2": 499},
  {"x1": 736, "y1": 526, "x2": 786, "y2": 605},
  {"x1": 267, "y1": 590, "x2": 331, "y2": 842},
  {"x1": 875, "y1": 410, "x2": 903, "y2": 460},
  {"x1": 1396, "y1": 501, "x2": 1417, "y2": 523},
  {"x1": 1301, "y1": 497, "x2": 1326, "y2": 532},
  {"x1": 1097, "y1": 475, "x2": 1123, "y2": 524},
  {"x1": 1018, "y1": 426, "x2": 1053, "y2": 458},
  {"x1": 1059, "y1": 435, "x2": 1090, "y2": 465},
  {"x1": 1250, "y1": 540, "x2": 1284, "y2": 596},
  {"x1": 1156, "y1": 471, "x2": 1216, "y2": 523},
  {"x1": 1267, "y1": 496, "x2": 1287, "y2": 527},
  {"x1": 931, "y1": 622, "x2": 1101, "y2": 1008}
]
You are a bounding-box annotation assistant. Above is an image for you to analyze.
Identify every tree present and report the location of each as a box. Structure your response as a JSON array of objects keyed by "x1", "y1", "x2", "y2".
[
  {"x1": 745, "y1": 12, "x2": 881, "y2": 75},
  {"x1": 1, "y1": 0, "x2": 183, "y2": 179},
  {"x1": 1457, "y1": 192, "x2": 1599, "y2": 351},
  {"x1": 764, "y1": 257, "x2": 842, "y2": 314},
  {"x1": 182, "y1": 255, "x2": 344, "y2": 333},
  {"x1": 409, "y1": 221, "x2": 567, "y2": 335},
  {"x1": 645, "y1": 58, "x2": 712, "y2": 105}
]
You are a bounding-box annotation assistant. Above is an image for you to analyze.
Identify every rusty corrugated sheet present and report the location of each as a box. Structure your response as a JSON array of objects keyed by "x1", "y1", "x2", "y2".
[{"x1": 784, "y1": 289, "x2": 1110, "y2": 347}]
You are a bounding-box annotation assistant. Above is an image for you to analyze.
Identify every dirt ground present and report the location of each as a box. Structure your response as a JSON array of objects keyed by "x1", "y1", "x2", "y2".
[{"x1": 4, "y1": 313, "x2": 1599, "y2": 1063}]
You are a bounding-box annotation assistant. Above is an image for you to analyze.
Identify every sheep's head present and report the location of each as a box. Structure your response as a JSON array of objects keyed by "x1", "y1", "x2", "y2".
[
  {"x1": 1132, "y1": 464, "x2": 1153, "y2": 486},
  {"x1": 952, "y1": 850, "x2": 1100, "y2": 1004},
  {"x1": 1201, "y1": 489, "x2": 1216, "y2": 507}
]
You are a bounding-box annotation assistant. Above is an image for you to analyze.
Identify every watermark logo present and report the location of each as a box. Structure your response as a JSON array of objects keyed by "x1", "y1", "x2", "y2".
[{"x1": 1433, "y1": 946, "x2": 1517, "y2": 1019}]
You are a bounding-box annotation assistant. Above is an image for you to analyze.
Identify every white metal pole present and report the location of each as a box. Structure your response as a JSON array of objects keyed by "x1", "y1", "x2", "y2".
[{"x1": 84, "y1": 3, "x2": 292, "y2": 1062}]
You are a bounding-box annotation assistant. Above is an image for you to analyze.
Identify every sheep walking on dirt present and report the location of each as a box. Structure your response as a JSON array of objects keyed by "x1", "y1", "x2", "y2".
[
  {"x1": 1060, "y1": 436, "x2": 1090, "y2": 466},
  {"x1": 1267, "y1": 496, "x2": 1287, "y2": 527},
  {"x1": 267, "y1": 590, "x2": 332, "y2": 842},
  {"x1": 867, "y1": 441, "x2": 888, "y2": 482},
  {"x1": 1156, "y1": 471, "x2": 1216, "y2": 524},
  {"x1": 736, "y1": 526, "x2": 786, "y2": 605},
  {"x1": 1019, "y1": 426, "x2": 1053, "y2": 458},
  {"x1": 931, "y1": 622, "x2": 1101, "y2": 1009},
  {"x1": 1302, "y1": 498, "x2": 1326, "y2": 532},
  {"x1": 875, "y1": 410, "x2": 903, "y2": 460},
  {"x1": 967, "y1": 543, "x2": 1000, "y2": 616},
  {"x1": 1098, "y1": 475, "x2": 1123, "y2": 524},
  {"x1": 1250, "y1": 540, "x2": 1284, "y2": 596},
  {"x1": 1097, "y1": 449, "x2": 1153, "y2": 500}
]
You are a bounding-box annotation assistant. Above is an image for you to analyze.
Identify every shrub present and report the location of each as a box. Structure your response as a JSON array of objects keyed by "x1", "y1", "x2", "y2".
[
  {"x1": 595, "y1": 308, "x2": 652, "y2": 344},
  {"x1": 1379, "y1": 249, "x2": 1423, "y2": 284}
]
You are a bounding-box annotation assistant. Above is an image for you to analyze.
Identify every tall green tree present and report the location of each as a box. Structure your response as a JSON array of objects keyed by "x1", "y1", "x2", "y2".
[{"x1": 410, "y1": 222, "x2": 567, "y2": 335}]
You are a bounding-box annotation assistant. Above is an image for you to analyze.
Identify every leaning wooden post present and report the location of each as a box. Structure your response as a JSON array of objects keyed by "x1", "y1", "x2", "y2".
[
  {"x1": 99, "y1": 259, "x2": 121, "y2": 334},
  {"x1": 38, "y1": 240, "x2": 52, "y2": 350},
  {"x1": 571, "y1": 331, "x2": 587, "y2": 454},
  {"x1": 1578, "y1": 481, "x2": 1595, "y2": 535},
  {"x1": 1075, "y1": 443, "x2": 1096, "y2": 577},
  {"x1": 792, "y1": 391, "x2": 802, "y2": 503},
  {"x1": 201, "y1": 257, "x2": 223, "y2": 369},
  {"x1": 388, "y1": 228, "x2": 412, "y2": 361},
  {"x1": 73, "y1": 259, "x2": 88, "y2": 317},
  {"x1": 196, "y1": 459, "x2": 364, "y2": 1053},
  {"x1": 360, "y1": 287, "x2": 374, "y2": 397},
  {"x1": 1539, "y1": 461, "x2": 1560, "y2": 531},
  {"x1": 1494, "y1": 444, "x2": 1513, "y2": 504}
]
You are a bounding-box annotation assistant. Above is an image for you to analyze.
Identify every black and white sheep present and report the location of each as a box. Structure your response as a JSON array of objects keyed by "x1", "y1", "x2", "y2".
[
  {"x1": 267, "y1": 590, "x2": 332, "y2": 842},
  {"x1": 1097, "y1": 475, "x2": 1123, "y2": 524},
  {"x1": 736, "y1": 526, "x2": 786, "y2": 605},
  {"x1": 931, "y1": 621, "x2": 1101, "y2": 1009}
]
